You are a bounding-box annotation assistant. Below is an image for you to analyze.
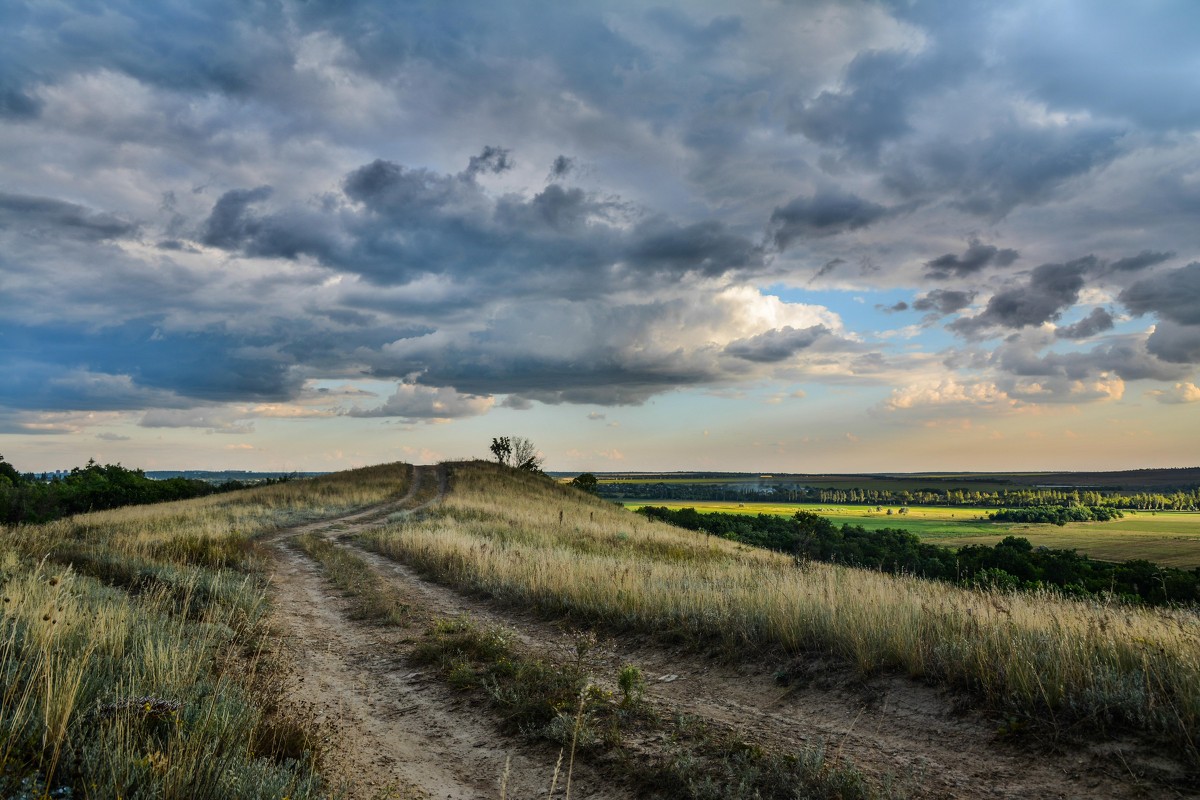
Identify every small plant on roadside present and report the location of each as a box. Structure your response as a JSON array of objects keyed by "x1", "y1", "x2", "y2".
[{"x1": 617, "y1": 664, "x2": 644, "y2": 707}]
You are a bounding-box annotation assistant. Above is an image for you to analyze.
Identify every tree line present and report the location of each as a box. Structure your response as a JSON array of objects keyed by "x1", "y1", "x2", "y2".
[
  {"x1": 0, "y1": 455, "x2": 282, "y2": 524},
  {"x1": 635, "y1": 506, "x2": 1200, "y2": 607},
  {"x1": 987, "y1": 505, "x2": 1123, "y2": 524},
  {"x1": 601, "y1": 482, "x2": 1200, "y2": 511}
]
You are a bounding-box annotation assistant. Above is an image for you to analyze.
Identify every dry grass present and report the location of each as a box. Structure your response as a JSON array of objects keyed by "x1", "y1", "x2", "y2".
[
  {"x1": 362, "y1": 461, "x2": 1200, "y2": 762},
  {"x1": 0, "y1": 462, "x2": 411, "y2": 797},
  {"x1": 10, "y1": 462, "x2": 411, "y2": 564},
  {"x1": 297, "y1": 533, "x2": 886, "y2": 799}
]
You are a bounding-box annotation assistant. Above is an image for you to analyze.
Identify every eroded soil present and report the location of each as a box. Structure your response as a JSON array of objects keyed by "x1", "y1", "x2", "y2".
[{"x1": 267, "y1": 465, "x2": 1195, "y2": 799}]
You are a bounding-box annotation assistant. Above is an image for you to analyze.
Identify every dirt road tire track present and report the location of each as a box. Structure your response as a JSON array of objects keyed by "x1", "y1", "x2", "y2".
[
  {"x1": 343, "y1": 540, "x2": 1168, "y2": 799},
  {"x1": 269, "y1": 463, "x2": 1183, "y2": 799},
  {"x1": 268, "y1": 465, "x2": 629, "y2": 799}
]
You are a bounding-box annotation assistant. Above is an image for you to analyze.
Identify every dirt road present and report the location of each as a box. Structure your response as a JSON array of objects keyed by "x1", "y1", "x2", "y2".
[{"x1": 267, "y1": 465, "x2": 1185, "y2": 799}]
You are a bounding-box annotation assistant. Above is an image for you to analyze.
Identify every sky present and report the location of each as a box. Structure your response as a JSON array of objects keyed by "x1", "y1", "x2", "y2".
[{"x1": 2, "y1": 0, "x2": 1200, "y2": 474}]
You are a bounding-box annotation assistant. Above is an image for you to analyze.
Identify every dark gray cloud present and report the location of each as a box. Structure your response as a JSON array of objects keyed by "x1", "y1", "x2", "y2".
[
  {"x1": 769, "y1": 191, "x2": 887, "y2": 250},
  {"x1": 924, "y1": 239, "x2": 1018, "y2": 280},
  {"x1": 290, "y1": 1, "x2": 649, "y2": 117},
  {"x1": 548, "y1": 155, "x2": 575, "y2": 180},
  {"x1": 1109, "y1": 250, "x2": 1174, "y2": 273},
  {"x1": 949, "y1": 258, "x2": 1095, "y2": 337},
  {"x1": 1055, "y1": 307, "x2": 1114, "y2": 340},
  {"x1": 789, "y1": 49, "x2": 916, "y2": 159},
  {"x1": 0, "y1": 318, "x2": 306, "y2": 411},
  {"x1": 1144, "y1": 322, "x2": 1200, "y2": 365},
  {"x1": 724, "y1": 325, "x2": 831, "y2": 363},
  {"x1": 0, "y1": 81, "x2": 40, "y2": 119},
  {"x1": 786, "y1": 2, "x2": 1130, "y2": 219},
  {"x1": 912, "y1": 289, "x2": 976, "y2": 316},
  {"x1": 394, "y1": 350, "x2": 718, "y2": 406},
  {"x1": 1120, "y1": 263, "x2": 1200, "y2": 364},
  {"x1": 200, "y1": 186, "x2": 273, "y2": 249},
  {"x1": 879, "y1": 301, "x2": 908, "y2": 313},
  {"x1": 342, "y1": 159, "x2": 473, "y2": 215},
  {"x1": 0, "y1": 193, "x2": 137, "y2": 241},
  {"x1": 465, "y1": 145, "x2": 512, "y2": 176},
  {"x1": 884, "y1": 125, "x2": 1125, "y2": 218},
  {"x1": 0, "y1": 1, "x2": 295, "y2": 127},
  {"x1": 993, "y1": 332, "x2": 1189, "y2": 385},
  {"x1": 500, "y1": 395, "x2": 534, "y2": 411},
  {"x1": 627, "y1": 218, "x2": 763, "y2": 278},
  {"x1": 509, "y1": 184, "x2": 597, "y2": 231},
  {"x1": 1119, "y1": 262, "x2": 1200, "y2": 326},
  {"x1": 362, "y1": 302, "x2": 723, "y2": 406},
  {"x1": 197, "y1": 153, "x2": 762, "y2": 294},
  {"x1": 156, "y1": 239, "x2": 201, "y2": 253}
]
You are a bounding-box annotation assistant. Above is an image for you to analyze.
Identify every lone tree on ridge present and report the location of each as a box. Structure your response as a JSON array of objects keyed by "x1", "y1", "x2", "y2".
[{"x1": 489, "y1": 436, "x2": 545, "y2": 474}]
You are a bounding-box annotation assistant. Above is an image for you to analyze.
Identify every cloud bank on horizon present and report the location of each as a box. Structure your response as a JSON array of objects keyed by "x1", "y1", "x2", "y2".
[{"x1": 2, "y1": 0, "x2": 1199, "y2": 471}]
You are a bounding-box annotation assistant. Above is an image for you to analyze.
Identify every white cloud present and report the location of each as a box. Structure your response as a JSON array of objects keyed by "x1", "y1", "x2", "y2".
[
  {"x1": 885, "y1": 379, "x2": 1012, "y2": 411},
  {"x1": 1148, "y1": 382, "x2": 1200, "y2": 404}
]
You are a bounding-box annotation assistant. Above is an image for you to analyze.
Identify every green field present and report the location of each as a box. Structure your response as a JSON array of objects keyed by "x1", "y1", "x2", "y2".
[
  {"x1": 601, "y1": 475, "x2": 1020, "y2": 492},
  {"x1": 624, "y1": 501, "x2": 1200, "y2": 568},
  {"x1": 591, "y1": 466, "x2": 1200, "y2": 493}
]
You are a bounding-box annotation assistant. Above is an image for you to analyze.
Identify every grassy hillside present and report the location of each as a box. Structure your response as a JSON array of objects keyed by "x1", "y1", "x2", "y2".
[
  {"x1": 0, "y1": 463, "x2": 410, "y2": 798},
  {"x1": 6, "y1": 458, "x2": 1197, "y2": 795},
  {"x1": 364, "y1": 461, "x2": 1200, "y2": 765}
]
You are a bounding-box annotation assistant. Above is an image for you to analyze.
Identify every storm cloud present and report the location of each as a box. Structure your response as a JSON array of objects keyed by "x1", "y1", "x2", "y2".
[
  {"x1": 949, "y1": 259, "x2": 1095, "y2": 337},
  {"x1": 912, "y1": 289, "x2": 976, "y2": 317},
  {"x1": 0, "y1": 193, "x2": 137, "y2": 242},
  {"x1": 194, "y1": 152, "x2": 764, "y2": 295},
  {"x1": 724, "y1": 325, "x2": 832, "y2": 363},
  {"x1": 1119, "y1": 262, "x2": 1200, "y2": 326},
  {"x1": 1056, "y1": 308, "x2": 1115, "y2": 340},
  {"x1": 769, "y1": 191, "x2": 887, "y2": 250},
  {"x1": 924, "y1": 240, "x2": 1019, "y2": 280},
  {"x1": 2, "y1": 0, "x2": 1199, "y2": 468}
]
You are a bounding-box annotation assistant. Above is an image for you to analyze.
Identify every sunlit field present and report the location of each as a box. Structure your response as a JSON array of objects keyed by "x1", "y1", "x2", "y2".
[
  {"x1": 365, "y1": 462, "x2": 1200, "y2": 765},
  {"x1": 625, "y1": 501, "x2": 1200, "y2": 568},
  {"x1": 597, "y1": 474, "x2": 1019, "y2": 492},
  {"x1": 0, "y1": 463, "x2": 410, "y2": 797}
]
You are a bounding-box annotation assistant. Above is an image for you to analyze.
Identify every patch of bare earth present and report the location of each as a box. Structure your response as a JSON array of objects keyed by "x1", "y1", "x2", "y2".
[{"x1": 269, "y1": 465, "x2": 1194, "y2": 799}]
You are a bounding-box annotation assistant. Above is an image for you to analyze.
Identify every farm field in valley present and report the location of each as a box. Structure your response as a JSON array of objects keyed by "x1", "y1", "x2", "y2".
[
  {"x1": 624, "y1": 501, "x2": 1200, "y2": 568},
  {"x1": 594, "y1": 467, "x2": 1200, "y2": 492}
]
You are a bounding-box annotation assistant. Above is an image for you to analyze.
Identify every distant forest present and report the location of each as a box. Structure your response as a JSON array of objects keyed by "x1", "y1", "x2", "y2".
[
  {"x1": 637, "y1": 506, "x2": 1200, "y2": 608},
  {"x1": 0, "y1": 456, "x2": 287, "y2": 524},
  {"x1": 601, "y1": 482, "x2": 1200, "y2": 511}
]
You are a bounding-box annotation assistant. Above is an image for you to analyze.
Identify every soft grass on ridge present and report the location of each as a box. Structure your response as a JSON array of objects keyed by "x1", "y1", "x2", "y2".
[
  {"x1": 625, "y1": 500, "x2": 1200, "y2": 568},
  {"x1": 362, "y1": 461, "x2": 1200, "y2": 767}
]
